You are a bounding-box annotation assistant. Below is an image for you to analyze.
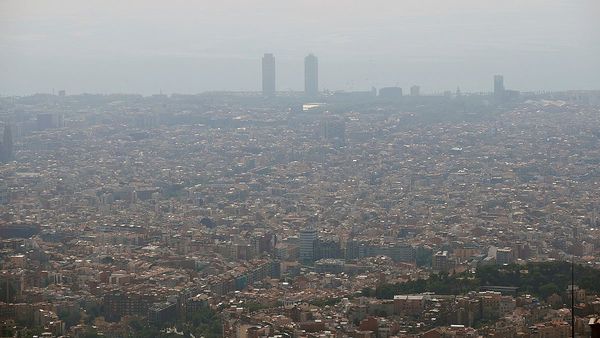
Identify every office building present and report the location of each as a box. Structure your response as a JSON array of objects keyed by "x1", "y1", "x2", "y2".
[
  {"x1": 148, "y1": 301, "x2": 177, "y2": 325},
  {"x1": 495, "y1": 248, "x2": 513, "y2": 265},
  {"x1": 433, "y1": 251, "x2": 450, "y2": 273},
  {"x1": 304, "y1": 54, "x2": 319, "y2": 96},
  {"x1": 494, "y1": 75, "x2": 505, "y2": 97},
  {"x1": 410, "y1": 85, "x2": 420, "y2": 96},
  {"x1": 379, "y1": 87, "x2": 403, "y2": 99},
  {"x1": 299, "y1": 227, "x2": 317, "y2": 263},
  {"x1": 262, "y1": 53, "x2": 276, "y2": 96},
  {"x1": 0, "y1": 125, "x2": 13, "y2": 163},
  {"x1": 315, "y1": 238, "x2": 342, "y2": 260},
  {"x1": 0, "y1": 271, "x2": 23, "y2": 302}
]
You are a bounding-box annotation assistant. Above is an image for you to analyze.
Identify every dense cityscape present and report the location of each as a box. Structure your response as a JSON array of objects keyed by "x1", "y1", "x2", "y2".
[{"x1": 1, "y1": 48, "x2": 600, "y2": 338}]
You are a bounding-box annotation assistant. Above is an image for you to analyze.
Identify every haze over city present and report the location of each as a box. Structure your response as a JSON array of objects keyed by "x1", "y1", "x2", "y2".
[
  {"x1": 1, "y1": 0, "x2": 600, "y2": 95},
  {"x1": 3, "y1": 2, "x2": 600, "y2": 338}
]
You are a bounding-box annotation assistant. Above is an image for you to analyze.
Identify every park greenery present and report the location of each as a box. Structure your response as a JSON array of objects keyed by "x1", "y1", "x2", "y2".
[
  {"x1": 128, "y1": 306, "x2": 222, "y2": 338},
  {"x1": 363, "y1": 261, "x2": 600, "y2": 300}
]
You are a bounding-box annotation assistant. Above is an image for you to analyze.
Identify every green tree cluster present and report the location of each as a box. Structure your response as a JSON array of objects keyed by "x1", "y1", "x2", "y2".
[
  {"x1": 127, "y1": 306, "x2": 222, "y2": 338},
  {"x1": 365, "y1": 261, "x2": 600, "y2": 300}
]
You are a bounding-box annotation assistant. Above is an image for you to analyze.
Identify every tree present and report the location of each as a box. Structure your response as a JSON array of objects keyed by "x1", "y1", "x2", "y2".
[
  {"x1": 539, "y1": 283, "x2": 560, "y2": 299},
  {"x1": 59, "y1": 309, "x2": 82, "y2": 329}
]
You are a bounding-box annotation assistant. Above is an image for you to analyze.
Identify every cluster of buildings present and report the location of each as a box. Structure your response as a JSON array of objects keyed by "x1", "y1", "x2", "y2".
[
  {"x1": 261, "y1": 53, "x2": 319, "y2": 97},
  {"x1": 0, "y1": 87, "x2": 599, "y2": 337},
  {"x1": 260, "y1": 53, "x2": 519, "y2": 105}
]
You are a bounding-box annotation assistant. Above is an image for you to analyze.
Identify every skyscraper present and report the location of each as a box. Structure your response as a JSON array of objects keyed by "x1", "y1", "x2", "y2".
[
  {"x1": 299, "y1": 227, "x2": 317, "y2": 263},
  {"x1": 304, "y1": 54, "x2": 318, "y2": 97},
  {"x1": 262, "y1": 53, "x2": 276, "y2": 96},
  {"x1": 494, "y1": 75, "x2": 505, "y2": 97},
  {"x1": 0, "y1": 125, "x2": 13, "y2": 163},
  {"x1": 410, "y1": 85, "x2": 420, "y2": 96}
]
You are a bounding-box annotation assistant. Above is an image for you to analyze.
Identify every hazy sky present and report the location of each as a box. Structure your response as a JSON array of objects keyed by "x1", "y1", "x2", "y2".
[{"x1": 1, "y1": 0, "x2": 599, "y2": 95}]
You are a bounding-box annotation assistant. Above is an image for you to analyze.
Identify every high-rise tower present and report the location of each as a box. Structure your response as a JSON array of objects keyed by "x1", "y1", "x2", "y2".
[
  {"x1": 494, "y1": 75, "x2": 505, "y2": 97},
  {"x1": 304, "y1": 54, "x2": 318, "y2": 97},
  {"x1": 299, "y1": 227, "x2": 317, "y2": 264},
  {"x1": 1, "y1": 125, "x2": 13, "y2": 163},
  {"x1": 262, "y1": 53, "x2": 276, "y2": 96},
  {"x1": 410, "y1": 85, "x2": 420, "y2": 96}
]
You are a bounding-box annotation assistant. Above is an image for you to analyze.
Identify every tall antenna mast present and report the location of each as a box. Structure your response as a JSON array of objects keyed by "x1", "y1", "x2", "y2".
[{"x1": 572, "y1": 224, "x2": 575, "y2": 338}]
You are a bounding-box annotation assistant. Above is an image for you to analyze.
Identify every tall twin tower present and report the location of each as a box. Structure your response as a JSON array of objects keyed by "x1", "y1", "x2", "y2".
[
  {"x1": 0, "y1": 125, "x2": 13, "y2": 164},
  {"x1": 262, "y1": 53, "x2": 318, "y2": 97}
]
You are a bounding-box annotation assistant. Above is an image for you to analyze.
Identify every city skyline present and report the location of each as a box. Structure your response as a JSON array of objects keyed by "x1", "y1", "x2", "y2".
[
  {"x1": 0, "y1": 51, "x2": 597, "y2": 96},
  {"x1": 2, "y1": 1, "x2": 600, "y2": 337},
  {"x1": 1, "y1": 1, "x2": 599, "y2": 95},
  {"x1": 0, "y1": 53, "x2": 554, "y2": 98},
  {"x1": 0, "y1": 49, "x2": 594, "y2": 97}
]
